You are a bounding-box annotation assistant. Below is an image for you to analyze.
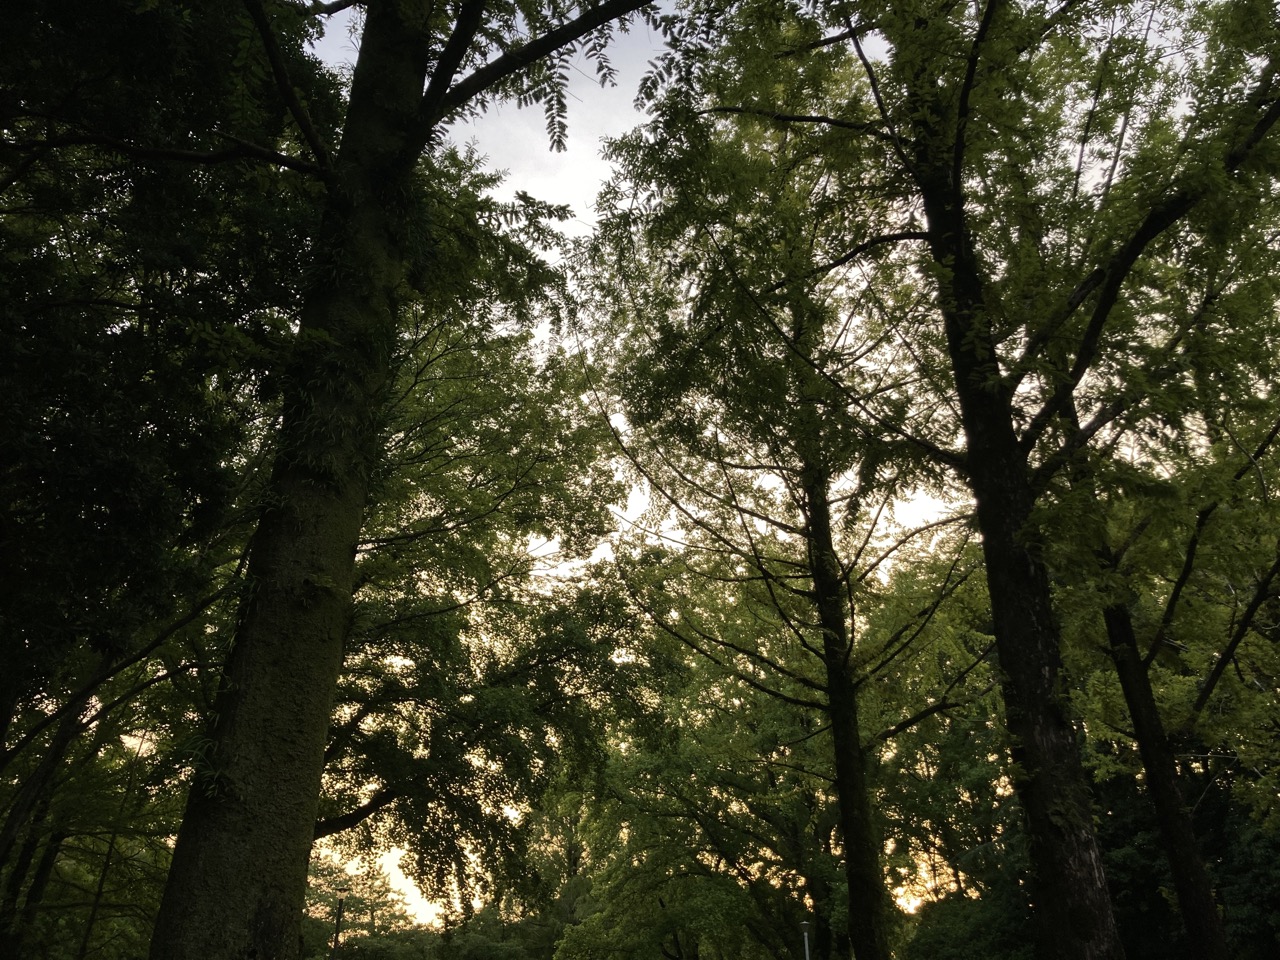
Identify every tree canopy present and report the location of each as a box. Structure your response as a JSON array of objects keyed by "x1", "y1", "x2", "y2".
[{"x1": 3, "y1": 1, "x2": 1280, "y2": 959}]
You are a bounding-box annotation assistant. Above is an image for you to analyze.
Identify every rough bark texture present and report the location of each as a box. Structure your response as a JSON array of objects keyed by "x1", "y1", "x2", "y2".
[
  {"x1": 149, "y1": 5, "x2": 428, "y2": 957},
  {"x1": 911, "y1": 152, "x2": 1126, "y2": 960}
]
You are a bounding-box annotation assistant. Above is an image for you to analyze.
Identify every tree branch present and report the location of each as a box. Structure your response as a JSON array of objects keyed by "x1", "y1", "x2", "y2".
[
  {"x1": 775, "y1": 27, "x2": 858, "y2": 59},
  {"x1": 305, "y1": 0, "x2": 361, "y2": 14},
  {"x1": 700, "y1": 105, "x2": 894, "y2": 142},
  {"x1": 7, "y1": 120, "x2": 325, "y2": 178},
  {"x1": 763, "y1": 231, "x2": 929, "y2": 294},
  {"x1": 433, "y1": 0, "x2": 654, "y2": 123},
  {"x1": 952, "y1": 0, "x2": 1001, "y2": 194},
  {"x1": 1021, "y1": 55, "x2": 1280, "y2": 452},
  {"x1": 244, "y1": 0, "x2": 334, "y2": 170},
  {"x1": 313, "y1": 785, "x2": 403, "y2": 839},
  {"x1": 874, "y1": 643, "x2": 997, "y2": 742},
  {"x1": 1145, "y1": 411, "x2": 1280, "y2": 664},
  {"x1": 419, "y1": 0, "x2": 490, "y2": 131},
  {"x1": 619, "y1": 567, "x2": 828, "y2": 707},
  {"x1": 0, "y1": 585, "x2": 233, "y2": 775},
  {"x1": 1190, "y1": 547, "x2": 1280, "y2": 719}
]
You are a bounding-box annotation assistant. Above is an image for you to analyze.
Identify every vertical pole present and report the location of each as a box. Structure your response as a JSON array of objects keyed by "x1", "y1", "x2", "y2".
[{"x1": 330, "y1": 886, "x2": 350, "y2": 958}]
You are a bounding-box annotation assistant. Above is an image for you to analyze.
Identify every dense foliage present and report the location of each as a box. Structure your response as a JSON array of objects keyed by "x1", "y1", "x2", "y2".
[{"x1": 3, "y1": 1, "x2": 1279, "y2": 959}]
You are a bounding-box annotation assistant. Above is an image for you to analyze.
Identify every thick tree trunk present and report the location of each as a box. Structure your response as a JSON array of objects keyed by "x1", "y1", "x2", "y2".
[
  {"x1": 149, "y1": 7, "x2": 429, "y2": 958},
  {"x1": 148, "y1": 1, "x2": 652, "y2": 953},
  {"x1": 972, "y1": 465, "x2": 1121, "y2": 960},
  {"x1": 148, "y1": 245, "x2": 393, "y2": 960},
  {"x1": 803, "y1": 474, "x2": 893, "y2": 960},
  {"x1": 913, "y1": 165, "x2": 1125, "y2": 958},
  {"x1": 1103, "y1": 603, "x2": 1228, "y2": 960}
]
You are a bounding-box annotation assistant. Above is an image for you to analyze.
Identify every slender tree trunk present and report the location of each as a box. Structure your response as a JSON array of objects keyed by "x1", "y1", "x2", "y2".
[
  {"x1": 16, "y1": 831, "x2": 63, "y2": 935},
  {"x1": 76, "y1": 826, "x2": 118, "y2": 960},
  {"x1": 0, "y1": 793, "x2": 50, "y2": 951},
  {"x1": 803, "y1": 473, "x2": 893, "y2": 960},
  {"x1": 77, "y1": 734, "x2": 147, "y2": 960},
  {"x1": 0, "y1": 707, "x2": 80, "y2": 872},
  {"x1": 798, "y1": 870, "x2": 839, "y2": 960},
  {"x1": 0, "y1": 829, "x2": 64, "y2": 958},
  {"x1": 800, "y1": 791, "x2": 847, "y2": 960},
  {"x1": 0, "y1": 712, "x2": 82, "y2": 958},
  {"x1": 1065, "y1": 395, "x2": 1228, "y2": 959},
  {"x1": 1103, "y1": 603, "x2": 1228, "y2": 960}
]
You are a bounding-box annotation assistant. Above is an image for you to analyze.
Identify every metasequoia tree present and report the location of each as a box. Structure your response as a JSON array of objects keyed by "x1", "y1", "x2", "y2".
[
  {"x1": 1049, "y1": 225, "x2": 1280, "y2": 960},
  {"x1": 137, "y1": 2, "x2": 658, "y2": 957},
  {"x1": 553, "y1": 537, "x2": 1007, "y2": 960},
  {"x1": 585, "y1": 69, "x2": 991, "y2": 955},
  {"x1": 624, "y1": 1, "x2": 1280, "y2": 957},
  {"x1": 867, "y1": 5, "x2": 1277, "y2": 957}
]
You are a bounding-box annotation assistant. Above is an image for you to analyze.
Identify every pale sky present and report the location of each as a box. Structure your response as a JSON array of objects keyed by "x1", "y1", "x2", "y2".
[{"x1": 310, "y1": 8, "x2": 666, "y2": 236}]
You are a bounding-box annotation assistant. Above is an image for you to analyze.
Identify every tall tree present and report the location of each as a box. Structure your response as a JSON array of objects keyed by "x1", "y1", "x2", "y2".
[
  {"x1": 584, "y1": 83, "x2": 991, "y2": 955},
  {"x1": 143, "y1": 3, "x2": 657, "y2": 956},
  {"x1": 2, "y1": 3, "x2": 335, "y2": 948},
  {"x1": 616, "y1": 1, "x2": 1280, "y2": 956},
  {"x1": 8, "y1": 0, "x2": 658, "y2": 956},
  {"x1": 870, "y1": 5, "x2": 1277, "y2": 955}
]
